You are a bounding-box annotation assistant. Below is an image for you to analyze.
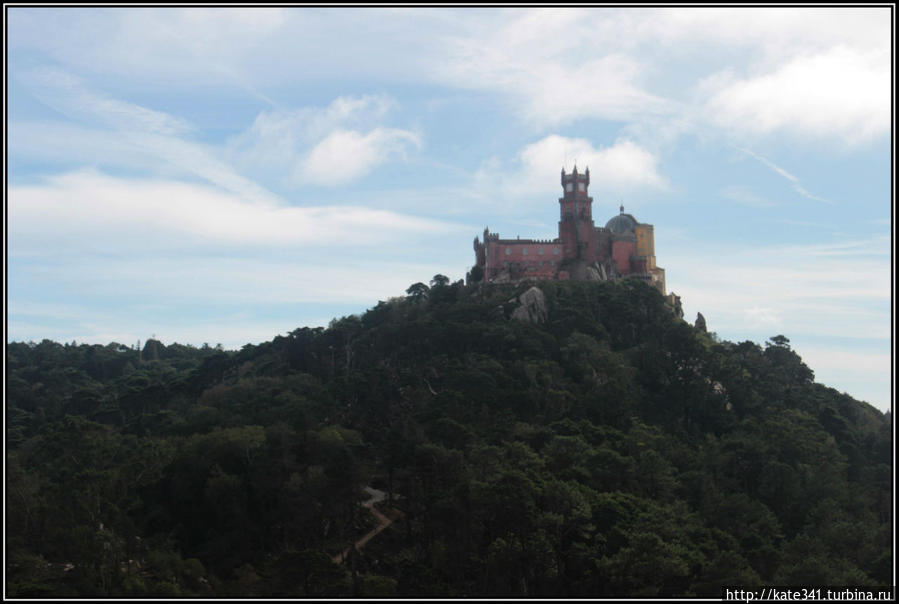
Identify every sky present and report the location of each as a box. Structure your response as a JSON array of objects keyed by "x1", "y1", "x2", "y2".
[{"x1": 6, "y1": 6, "x2": 893, "y2": 413}]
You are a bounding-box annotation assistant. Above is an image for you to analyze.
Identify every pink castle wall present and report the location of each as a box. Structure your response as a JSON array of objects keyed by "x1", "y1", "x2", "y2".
[
  {"x1": 612, "y1": 240, "x2": 636, "y2": 275},
  {"x1": 486, "y1": 241, "x2": 562, "y2": 279}
]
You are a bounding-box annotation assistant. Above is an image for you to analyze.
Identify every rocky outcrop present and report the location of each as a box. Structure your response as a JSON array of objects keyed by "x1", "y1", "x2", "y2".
[
  {"x1": 585, "y1": 265, "x2": 602, "y2": 281},
  {"x1": 665, "y1": 292, "x2": 684, "y2": 319},
  {"x1": 570, "y1": 259, "x2": 618, "y2": 283},
  {"x1": 510, "y1": 287, "x2": 548, "y2": 324},
  {"x1": 695, "y1": 312, "x2": 707, "y2": 333},
  {"x1": 491, "y1": 270, "x2": 512, "y2": 284}
]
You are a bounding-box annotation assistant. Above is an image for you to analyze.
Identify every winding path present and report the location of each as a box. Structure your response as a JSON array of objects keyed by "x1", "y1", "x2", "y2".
[{"x1": 332, "y1": 487, "x2": 401, "y2": 564}]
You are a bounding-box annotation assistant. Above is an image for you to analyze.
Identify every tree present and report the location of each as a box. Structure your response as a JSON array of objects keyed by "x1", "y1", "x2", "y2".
[
  {"x1": 4, "y1": 279, "x2": 891, "y2": 598},
  {"x1": 430, "y1": 274, "x2": 450, "y2": 288},
  {"x1": 406, "y1": 282, "x2": 430, "y2": 301},
  {"x1": 766, "y1": 335, "x2": 791, "y2": 349},
  {"x1": 469, "y1": 265, "x2": 484, "y2": 283}
]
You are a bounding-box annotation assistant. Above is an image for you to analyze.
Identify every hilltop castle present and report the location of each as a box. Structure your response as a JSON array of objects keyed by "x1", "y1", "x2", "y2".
[{"x1": 469, "y1": 166, "x2": 666, "y2": 294}]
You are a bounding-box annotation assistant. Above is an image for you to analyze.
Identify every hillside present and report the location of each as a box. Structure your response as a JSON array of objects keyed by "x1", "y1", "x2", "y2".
[{"x1": 6, "y1": 278, "x2": 892, "y2": 597}]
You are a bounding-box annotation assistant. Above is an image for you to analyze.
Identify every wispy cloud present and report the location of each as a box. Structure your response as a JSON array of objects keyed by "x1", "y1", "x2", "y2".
[
  {"x1": 720, "y1": 185, "x2": 775, "y2": 208},
  {"x1": 24, "y1": 67, "x2": 194, "y2": 135},
  {"x1": 9, "y1": 8, "x2": 289, "y2": 89},
  {"x1": 667, "y1": 236, "x2": 891, "y2": 345},
  {"x1": 9, "y1": 170, "x2": 464, "y2": 254},
  {"x1": 21, "y1": 70, "x2": 422, "y2": 194},
  {"x1": 21, "y1": 67, "x2": 283, "y2": 205},
  {"x1": 790, "y1": 184, "x2": 829, "y2": 204},
  {"x1": 793, "y1": 344, "x2": 891, "y2": 410},
  {"x1": 14, "y1": 255, "x2": 453, "y2": 306},
  {"x1": 755, "y1": 237, "x2": 890, "y2": 258},
  {"x1": 8, "y1": 253, "x2": 459, "y2": 351},
  {"x1": 734, "y1": 146, "x2": 831, "y2": 204},
  {"x1": 735, "y1": 146, "x2": 799, "y2": 182},
  {"x1": 438, "y1": 11, "x2": 671, "y2": 129}
]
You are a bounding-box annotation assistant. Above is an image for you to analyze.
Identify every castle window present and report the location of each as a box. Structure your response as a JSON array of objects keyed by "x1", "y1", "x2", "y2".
[
  {"x1": 522, "y1": 248, "x2": 528, "y2": 255},
  {"x1": 505, "y1": 247, "x2": 511, "y2": 255},
  {"x1": 578, "y1": 182, "x2": 585, "y2": 192},
  {"x1": 565, "y1": 182, "x2": 573, "y2": 192},
  {"x1": 553, "y1": 247, "x2": 560, "y2": 255},
  {"x1": 538, "y1": 247, "x2": 543, "y2": 255}
]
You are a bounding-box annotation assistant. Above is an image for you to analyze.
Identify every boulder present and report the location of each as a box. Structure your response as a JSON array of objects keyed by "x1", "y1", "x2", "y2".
[{"x1": 510, "y1": 287, "x2": 548, "y2": 323}]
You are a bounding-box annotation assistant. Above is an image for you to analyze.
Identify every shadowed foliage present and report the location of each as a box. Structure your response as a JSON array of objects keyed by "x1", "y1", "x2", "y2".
[{"x1": 6, "y1": 280, "x2": 891, "y2": 597}]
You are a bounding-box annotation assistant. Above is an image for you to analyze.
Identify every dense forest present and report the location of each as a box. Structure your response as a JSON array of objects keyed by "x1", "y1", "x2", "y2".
[{"x1": 6, "y1": 278, "x2": 893, "y2": 598}]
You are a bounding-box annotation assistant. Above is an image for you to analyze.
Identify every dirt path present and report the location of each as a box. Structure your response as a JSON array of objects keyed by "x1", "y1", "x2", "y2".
[{"x1": 332, "y1": 487, "x2": 401, "y2": 564}]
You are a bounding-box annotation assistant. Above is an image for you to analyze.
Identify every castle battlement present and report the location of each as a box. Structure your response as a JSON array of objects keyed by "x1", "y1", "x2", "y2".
[{"x1": 489, "y1": 238, "x2": 559, "y2": 245}]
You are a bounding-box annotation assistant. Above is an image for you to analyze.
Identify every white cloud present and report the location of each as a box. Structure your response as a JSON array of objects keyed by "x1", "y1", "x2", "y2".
[
  {"x1": 236, "y1": 95, "x2": 395, "y2": 151},
  {"x1": 9, "y1": 170, "x2": 463, "y2": 253},
  {"x1": 476, "y1": 136, "x2": 668, "y2": 202},
  {"x1": 228, "y1": 94, "x2": 421, "y2": 187},
  {"x1": 434, "y1": 8, "x2": 888, "y2": 135},
  {"x1": 634, "y1": 8, "x2": 888, "y2": 57},
  {"x1": 299, "y1": 128, "x2": 421, "y2": 186},
  {"x1": 705, "y1": 46, "x2": 890, "y2": 145}
]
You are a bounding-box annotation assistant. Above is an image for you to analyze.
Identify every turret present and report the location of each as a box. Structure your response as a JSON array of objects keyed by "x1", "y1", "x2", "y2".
[
  {"x1": 558, "y1": 166, "x2": 595, "y2": 260},
  {"x1": 561, "y1": 165, "x2": 590, "y2": 198}
]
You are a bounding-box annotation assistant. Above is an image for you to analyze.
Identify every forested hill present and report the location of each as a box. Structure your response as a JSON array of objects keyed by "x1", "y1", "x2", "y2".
[{"x1": 6, "y1": 278, "x2": 892, "y2": 598}]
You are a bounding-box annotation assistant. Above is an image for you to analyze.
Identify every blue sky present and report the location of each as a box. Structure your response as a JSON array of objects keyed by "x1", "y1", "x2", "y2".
[{"x1": 6, "y1": 7, "x2": 892, "y2": 412}]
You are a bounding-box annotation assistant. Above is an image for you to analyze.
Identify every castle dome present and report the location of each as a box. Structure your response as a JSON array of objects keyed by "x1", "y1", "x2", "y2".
[{"x1": 605, "y1": 211, "x2": 637, "y2": 234}]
